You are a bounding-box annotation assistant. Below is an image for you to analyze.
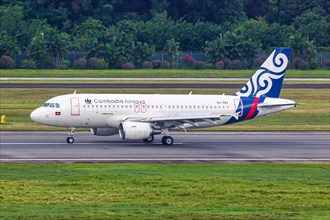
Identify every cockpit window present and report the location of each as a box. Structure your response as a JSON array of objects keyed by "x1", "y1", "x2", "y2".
[{"x1": 42, "y1": 103, "x2": 60, "y2": 108}]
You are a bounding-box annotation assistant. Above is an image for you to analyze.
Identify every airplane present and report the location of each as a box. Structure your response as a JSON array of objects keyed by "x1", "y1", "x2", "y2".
[{"x1": 30, "y1": 48, "x2": 296, "y2": 145}]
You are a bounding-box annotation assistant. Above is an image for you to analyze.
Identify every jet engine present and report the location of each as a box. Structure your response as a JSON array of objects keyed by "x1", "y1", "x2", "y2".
[
  {"x1": 91, "y1": 128, "x2": 118, "y2": 136},
  {"x1": 119, "y1": 122, "x2": 153, "y2": 140}
]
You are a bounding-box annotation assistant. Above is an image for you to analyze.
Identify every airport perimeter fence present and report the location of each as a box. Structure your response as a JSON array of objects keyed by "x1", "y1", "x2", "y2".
[{"x1": 11, "y1": 51, "x2": 330, "y2": 69}]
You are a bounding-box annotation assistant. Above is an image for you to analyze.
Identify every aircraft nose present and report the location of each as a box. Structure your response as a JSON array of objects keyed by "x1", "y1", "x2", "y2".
[{"x1": 30, "y1": 108, "x2": 41, "y2": 123}]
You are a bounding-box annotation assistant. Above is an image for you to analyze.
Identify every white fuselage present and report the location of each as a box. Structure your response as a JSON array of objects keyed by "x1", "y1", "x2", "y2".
[{"x1": 30, "y1": 93, "x2": 295, "y2": 129}]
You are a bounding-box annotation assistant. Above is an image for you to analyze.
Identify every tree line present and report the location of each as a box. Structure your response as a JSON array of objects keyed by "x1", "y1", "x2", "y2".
[{"x1": 0, "y1": 0, "x2": 329, "y2": 69}]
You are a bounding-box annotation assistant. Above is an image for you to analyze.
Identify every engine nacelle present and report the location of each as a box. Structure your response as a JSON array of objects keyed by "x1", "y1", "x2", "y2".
[
  {"x1": 119, "y1": 122, "x2": 153, "y2": 140},
  {"x1": 91, "y1": 128, "x2": 118, "y2": 136}
]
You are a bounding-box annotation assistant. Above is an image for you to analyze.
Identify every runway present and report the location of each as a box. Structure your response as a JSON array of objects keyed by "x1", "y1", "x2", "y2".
[{"x1": 1, "y1": 131, "x2": 329, "y2": 163}]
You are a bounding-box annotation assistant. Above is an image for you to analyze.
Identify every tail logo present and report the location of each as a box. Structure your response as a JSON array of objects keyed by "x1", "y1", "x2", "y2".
[{"x1": 236, "y1": 48, "x2": 289, "y2": 98}]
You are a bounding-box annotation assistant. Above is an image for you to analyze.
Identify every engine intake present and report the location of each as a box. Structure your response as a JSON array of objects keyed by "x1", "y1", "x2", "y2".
[{"x1": 119, "y1": 122, "x2": 153, "y2": 140}]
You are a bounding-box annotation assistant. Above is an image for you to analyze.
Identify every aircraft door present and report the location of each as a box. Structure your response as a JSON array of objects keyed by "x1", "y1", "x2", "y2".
[
  {"x1": 233, "y1": 99, "x2": 243, "y2": 117},
  {"x1": 70, "y1": 97, "x2": 80, "y2": 116}
]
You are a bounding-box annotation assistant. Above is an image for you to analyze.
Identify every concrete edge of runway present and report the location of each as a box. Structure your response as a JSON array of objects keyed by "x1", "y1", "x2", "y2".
[{"x1": 1, "y1": 159, "x2": 329, "y2": 164}]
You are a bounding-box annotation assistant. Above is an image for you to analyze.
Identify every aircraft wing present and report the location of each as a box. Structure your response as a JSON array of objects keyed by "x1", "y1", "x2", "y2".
[{"x1": 125, "y1": 113, "x2": 239, "y2": 129}]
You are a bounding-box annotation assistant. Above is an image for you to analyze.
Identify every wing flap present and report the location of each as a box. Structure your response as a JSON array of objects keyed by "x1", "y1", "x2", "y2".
[{"x1": 125, "y1": 113, "x2": 239, "y2": 129}]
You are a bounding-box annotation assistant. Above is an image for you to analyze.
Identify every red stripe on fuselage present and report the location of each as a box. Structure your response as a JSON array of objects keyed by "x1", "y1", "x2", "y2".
[{"x1": 244, "y1": 97, "x2": 260, "y2": 121}]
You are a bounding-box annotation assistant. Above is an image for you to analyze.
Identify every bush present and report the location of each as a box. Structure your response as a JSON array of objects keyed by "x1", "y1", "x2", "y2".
[
  {"x1": 0, "y1": 55, "x2": 15, "y2": 69},
  {"x1": 325, "y1": 60, "x2": 330, "y2": 69},
  {"x1": 182, "y1": 55, "x2": 194, "y2": 67},
  {"x1": 57, "y1": 60, "x2": 70, "y2": 69},
  {"x1": 152, "y1": 60, "x2": 161, "y2": 69},
  {"x1": 74, "y1": 58, "x2": 87, "y2": 69},
  {"x1": 229, "y1": 60, "x2": 242, "y2": 70},
  {"x1": 204, "y1": 63, "x2": 214, "y2": 69},
  {"x1": 160, "y1": 60, "x2": 171, "y2": 69},
  {"x1": 298, "y1": 61, "x2": 308, "y2": 70},
  {"x1": 171, "y1": 62, "x2": 179, "y2": 69},
  {"x1": 242, "y1": 59, "x2": 249, "y2": 69},
  {"x1": 142, "y1": 61, "x2": 153, "y2": 69},
  {"x1": 43, "y1": 56, "x2": 54, "y2": 69},
  {"x1": 121, "y1": 62, "x2": 135, "y2": 70},
  {"x1": 223, "y1": 58, "x2": 231, "y2": 69},
  {"x1": 89, "y1": 57, "x2": 106, "y2": 69},
  {"x1": 254, "y1": 55, "x2": 266, "y2": 67},
  {"x1": 309, "y1": 58, "x2": 318, "y2": 70},
  {"x1": 192, "y1": 60, "x2": 204, "y2": 69},
  {"x1": 21, "y1": 60, "x2": 36, "y2": 69},
  {"x1": 57, "y1": 64, "x2": 68, "y2": 69},
  {"x1": 293, "y1": 58, "x2": 302, "y2": 69},
  {"x1": 215, "y1": 60, "x2": 224, "y2": 69},
  {"x1": 116, "y1": 56, "x2": 129, "y2": 67}
]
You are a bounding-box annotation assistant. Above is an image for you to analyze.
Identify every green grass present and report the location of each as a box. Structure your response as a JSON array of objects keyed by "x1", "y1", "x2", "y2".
[
  {"x1": 1, "y1": 79, "x2": 329, "y2": 84},
  {"x1": 1, "y1": 69, "x2": 329, "y2": 78},
  {"x1": 0, "y1": 88, "x2": 329, "y2": 131},
  {"x1": 0, "y1": 163, "x2": 329, "y2": 219}
]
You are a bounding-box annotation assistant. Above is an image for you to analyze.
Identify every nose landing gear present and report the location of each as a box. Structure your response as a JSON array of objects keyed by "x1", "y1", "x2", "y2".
[{"x1": 66, "y1": 127, "x2": 75, "y2": 144}]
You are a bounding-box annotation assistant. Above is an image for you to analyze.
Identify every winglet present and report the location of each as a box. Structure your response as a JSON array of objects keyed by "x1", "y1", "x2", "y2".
[{"x1": 235, "y1": 48, "x2": 290, "y2": 98}]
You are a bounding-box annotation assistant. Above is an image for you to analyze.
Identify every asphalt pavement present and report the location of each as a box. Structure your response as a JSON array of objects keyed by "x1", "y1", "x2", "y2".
[{"x1": 1, "y1": 131, "x2": 329, "y2": 163}]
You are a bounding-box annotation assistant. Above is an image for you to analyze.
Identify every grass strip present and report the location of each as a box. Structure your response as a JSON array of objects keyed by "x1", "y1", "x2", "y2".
[
  {"x1": 1, "y1": 80, "x2": 329, "y2": 84},
  {"x1": 0, "y1": 88, "x2": 329, "y2": 131},
  {"x1": 1, "y1": 69, "x2": 329, "y2": 78},
  {"x1": 0, "y1": 163, "x2": 329, "y2": 220}
]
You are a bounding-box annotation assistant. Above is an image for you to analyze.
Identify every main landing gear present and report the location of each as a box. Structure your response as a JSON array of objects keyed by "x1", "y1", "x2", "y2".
[
  {"x1": 143, "y1": 135, "x2": 154, "y2": 143},
  {"x1": 143, "y1": 135, "x2": 174, "y2": 145},
  {"x1": 66, "y1": 127, "x2": 75, "y2": 144},
  {"x1": 161, "y1": 136, "x2": 174, "y2": 145}
]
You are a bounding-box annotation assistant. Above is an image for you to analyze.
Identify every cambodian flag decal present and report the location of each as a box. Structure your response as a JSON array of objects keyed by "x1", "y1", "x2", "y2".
[{"x1": 55, "y1": 112, "x2": 61, "y2": 116}]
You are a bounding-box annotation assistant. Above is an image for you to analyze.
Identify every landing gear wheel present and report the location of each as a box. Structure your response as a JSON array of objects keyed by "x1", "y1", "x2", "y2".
[
  {"x1": 161, "y1": 136, "x2": 174, "y2": 145},
  {"x1": 66, "y1": 136, "x2": 74, "y2": 144},
  {"x1": 66, "y1": 127, "x2": 75, "y2": 144},
  {"x1": 143, "y1": 135, "x2": 154, "y2": 143}
]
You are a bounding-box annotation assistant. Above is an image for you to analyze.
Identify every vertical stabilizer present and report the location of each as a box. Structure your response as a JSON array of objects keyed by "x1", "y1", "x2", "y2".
[{"x1": 235, "y1": 48, "x2": 290, "y2": 98}]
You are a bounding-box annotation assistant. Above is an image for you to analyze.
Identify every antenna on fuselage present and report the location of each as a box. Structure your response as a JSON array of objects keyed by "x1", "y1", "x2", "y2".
[
  {"x1": 73, "y1": 90, "x2": 77, "y2": 94},
  {"x1": 189, "y1": 91, "x2": 192, "y2": 95}
]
